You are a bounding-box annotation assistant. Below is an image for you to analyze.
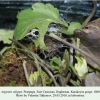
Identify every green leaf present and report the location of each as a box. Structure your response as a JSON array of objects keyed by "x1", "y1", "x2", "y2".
[
  {"x1": 75, "y1": 56, "x2": 88, "y2": 78},
  {"x1": 50, "y1": 56, "x2": 61, "y2": 72},
  {"x1": 50, "y1": 50, "x2": 69, "y2": 74},
  {"x1": 50, "y1": 56, "x2": 60, "y2": 65},
  {"x1": 29, "y1": 71, "x2": 42, "y2": 86},
  {"x1": 59, "y1": 50, "x2": 69, "y2": 74},
  {"x1": 59, "y1": 22, "x2": 82, "y2": 35},
  {"x1": 70, "y1": 79, "x2": 80, "y2": 86},
  {"x1": 0, "y1": 29, "x2": 14, "y2": 44},
  {"x1": 31, "y1": 3, "x2": 60, "y2": 20},
  {"x1": 42, "y1": 72, "x2": 52, "y2": 85},
  {"x1": 14, "y1": 3, "x2": 68, "y2": 49},
  {"x1": 0, "y1": 47, "x2": 11, "y2": 56}
]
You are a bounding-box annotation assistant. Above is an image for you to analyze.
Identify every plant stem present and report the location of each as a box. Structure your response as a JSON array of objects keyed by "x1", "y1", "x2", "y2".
[
  {"x1": 66, "y1": 72, "x2": 71, "y2": 84},
  {"x1": 9, "y1": 38, "x2": 59, "y2": 86},
  {"x1": 29, "y1": 53, "x2": 58, "y2": 86},
  {"x1": 49, "y1": 32, "x2": 100, "y2": 67},
  {"x1": 23, "y1": 60, "x2": 30, "y2": 86},
  {"x1": 82, "y1": 0, "x2": 97, "y2": 28},
  {"x1": 31, "y1": 54, "x2": 46, "y2": 86},
  {"x1": 9, "y1": 39, "x2": 54, "y2": 72}
]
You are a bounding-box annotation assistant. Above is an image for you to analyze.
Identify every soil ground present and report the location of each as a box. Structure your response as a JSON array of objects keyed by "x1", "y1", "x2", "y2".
[{"x1": 0, "y1": 49, "x2": 36, "y2": 86}]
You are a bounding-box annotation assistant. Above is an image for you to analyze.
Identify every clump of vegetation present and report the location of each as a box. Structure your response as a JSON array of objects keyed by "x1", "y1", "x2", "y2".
[{"x1": 0, "y1": 2, "x2": 99, "y2": 86}]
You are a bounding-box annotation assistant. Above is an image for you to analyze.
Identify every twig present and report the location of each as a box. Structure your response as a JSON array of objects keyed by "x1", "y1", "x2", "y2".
[
  {"x1": 32, "y1": 55, "x2": 46, "y2": 86},
  {"x1": 9, "y1": 38, "x2": 59, "y2": 86},
  {"x1": 39, "y1": 62, "x2": 59, "y2": 86},
  {"x1": 27, "y1": 52, "x2": 59, "y2": 86},
  {"x1": 49, "y1": 32, "x2": 100, "y2": 67},
  {"x1": 82, "y1": 0, "x2": 97, "y2": 28},
  {"x1": 9, "y1": 39, "x2": 54, "y2": 72},
  {"x1": 19, "y1": 49, "x2": 46, "y2": 86},
  {"x1": 23, "y1": 60, "x2": 30, "y2": 86},
  {"x1": 69, "y1": 46, "x2": 74, "y2": 65},
  {"x1": 28, "y1": 51, "x2": 58, "y2": 86},
  {"x1": 66, "y1": 72, "x2": 71, "y2": 84},
  {"x1": 58, "y1": 74, "x2": 65, "y2": 86}
]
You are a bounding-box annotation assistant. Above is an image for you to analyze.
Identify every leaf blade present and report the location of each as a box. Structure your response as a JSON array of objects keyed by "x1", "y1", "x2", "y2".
[
  {"x1": 0, "y1": 29, "x2": 14, "y2": 44},
  {"x1": 14, "y1": 3, "x2": 68, "y2": 49}
]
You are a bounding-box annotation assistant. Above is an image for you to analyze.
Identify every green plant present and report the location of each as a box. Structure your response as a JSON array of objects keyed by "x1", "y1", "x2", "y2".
[
  {"x1": 0, "y1": 29, "x2": 13, "y2": 44},
  {"x1": 14, "y1": 2, "x2": 82, "y2": 49},
  {"x1": 75, "y1": 56, "x2": 88, "y2": 79},
  {"x1": 9, "y1": 81, "x2": 16, "y2": 86},
  {"x1": 50, "y1": 50, "x2": 69, "y2": 74}
]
